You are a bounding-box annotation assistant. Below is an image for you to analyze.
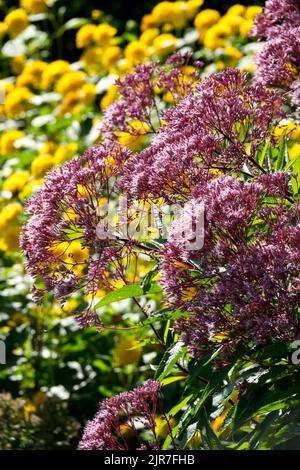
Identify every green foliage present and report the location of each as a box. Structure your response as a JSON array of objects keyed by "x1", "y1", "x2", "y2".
[{"x1": 0, "y1": 392, "x2": 80, "y2": 449}]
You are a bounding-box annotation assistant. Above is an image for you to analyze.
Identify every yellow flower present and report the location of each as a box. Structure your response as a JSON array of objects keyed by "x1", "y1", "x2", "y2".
[
  {"x1": 24, "y1": 402, "x2": 37, "y2": 420},
  {"x1": 114, "y1": 336, "x2": 142, "y2": 366},
  {"x1": 16, "y1": 72, "x2": 37, "y2": 88},
  {"x1": 216, "y1": 60, "x2": 225, "y2": 70},
  {"x1": 0, "y1": 225, "x2": 20, "y2": 252},
  {"x1": 117, "y1": 58, "x2": 131, "y2": 73},
  {"x1": 140, "y1": 14, "x2": 157, "y2": 32},
  {"x1": 102, "y1": 45, "x2": 122, "y2": 70},
  {"x1": 5, "y1": 87, "x2": 33, "y2": 117},
  {"x1": 0, "y1": 22, "x2": 8, "y2": 40},
  {"x1": 219, "y1": 14, "x2": 244, "y2": 36},
  {"x1": 245, "y1": 6, "x2": 263, "y2": 20},
  {"x1": 20, "y1": 178, "x2": 42, "y2": 198},
  {"x1": 50, "y1": 241, "x2": 89, "y2": 274},
  {"x1": 11, "y1": 55, "x2": 25, "y2": 75},
  {"x1": 153, "y1": 33, "x2": 177, "y2": 56},
  {"x1": 66, "y1": 240, "x2": 89, "y2": 263},
  {"x1": 17, "y1": 60, "x2": 48, "y2": 87},
  {"x1": 226, "y1": 4, "x2": 246, "y2": 17},
  {"x1": 77, "y1": 184, "x2": 90, "y2": 198},
  {"x1": 7, "y1": 312, "x2": 28, "y2": 328},
  {"x1": 169, "y1": 2, "x2": 189, "y2": 29},
  {"x1": 80, "y1": 47, "x2": 103, "y2": 72},
  {"x1": 53, "y1": 298, "x2": 78, "y2": 317},
  {"x1": 273, "y1": 122, "x2": 300, "y2": 141},
  {"x1": 152, "y1": 1, "x2": 176, "y2": 24},
  {"x1": 100, "y1": 84, "x2": 118, "y2": 111},
  {"x1": 162, "y1": 22, "x2": 174, "y2": 32},
  {"x1": 3, "y1": 170, "x2": 30, "y2": 193},
  {"x1": 140, "y1": 28, "x2": 160, "y2": 46},
  {"x1": 59, "y1": 91, "x2": 80, "y2": 115},
  {"x1": 91, "y1": 10, "x2": 103, "y2": 20},
  {"x1": 4, "y1": 9, "x2": 28, "y2": 38},
  {"x1": 241, "y1": 61, "x2": 255, "y2": 74},
  {"x1": 203, "y1": 23, "x2": 231, "y2": 50},
  {"x1": 55, "y1": 70, "x2": 86, "y2": 95},
  {"x1": 239, "y1": 18, "x2": 253, "y2": 38},
  {"x1": 194, "y1": 9, "x2": 221, "y2": 33},
  {"x1": 62, "y1": 298, "x2": 79, "y2": 313},
  {"x1": 151, "y1": 1, "x2": 200, "y2": 28},
  {"x1": 292, "y1": 126, "x2": 300, "y2": 141},
  {"x1": 24, "y1": 60, "x2": 48, "y2": 80},
  {"x1": 155, "y1": 415, "x2": 176, "y2": 438},
  {"x1": 185, "y1": 0, "x2": 204, "y2": 20},
  {"x1": 94, "y1": 23, "x2": 117, "y2": 46},
  {"x1": 53, "y1": 140, "x2": 74, "y2": 163},
  {"x1": 53, "y1": 143, "x2": 78, "y2": 165},
  {"x1": 211, "y1": 410, "x2": 227, "y2": 433},
  {"x1": 41, "y1": 60, "x2": 70, "y2": 89},
  {"x1": 0, "y1": 202, "x2": 22, "y2": 230},
  {"x1": 188, "y1": 430, "x2": 202, "y2": 449},
  {"x1": 224, "y1": 46, "x2": 243, "y2": 61},
  {"x1": 284, "y1": 62, "x2": 298, "y2": 84},
  {"x1": 289, "y1": 143, "x2": 300, "y2": 160},
  {"x1": 80, "y1": 83, "x2": 97, "y2": 104},
  {"x1": 76, "y1": 23, "x2": 97, "y2": 48},
  {"x1": 59, "y1": 85, "x2": 96, "y2": 114},
  {"x1": 125, "y1": 41, "x2": 148, "y2": 65},
  {"x1": 115, "y1": 120, "x2": 150, "y2": 151},
  {"x1": 0, "y1": 129, "x2": 25, "y2": 155},
  {"x1": 3, "y1": 81, "x2": 14, "y2": 95},
  {"x1": 31, "y1": 154, "x2": 54, "y2": 178},
  {"x1": 39, "y1": 140, "x2": 57, "y2": 154},
  {"x1": 20, "y1": 0, "x2": 48, "y2": 14}
]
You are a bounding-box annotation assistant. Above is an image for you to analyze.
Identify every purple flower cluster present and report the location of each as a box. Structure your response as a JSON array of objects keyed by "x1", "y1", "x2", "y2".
[
  {"x1": 123, "y1": 69, "x2": 283, "y2": 203},
  {"x1": 20, "y1": 142, "x2": 131, "y2": 319},
  {"x1": 22, "y1": 57, "x2": 296, "y2": 361},
  {"x1": 161, "y1": 173, "x2": 300, "y2": 360},
  {"x1": 252, "y1": 0, "x2": 300, "y2": 106},
  {"x1": 251, "y1": 0, "x2": 300, "y2": 38},
  {"x1": 78, "y1": 380, "x2": 161, "y2": 450},
  {"x1": 102, "y1": 63, "x2": 157, "y2": 141},
  {"x1": 101, "y1": 57, "x2": 197, "y2": 144}
]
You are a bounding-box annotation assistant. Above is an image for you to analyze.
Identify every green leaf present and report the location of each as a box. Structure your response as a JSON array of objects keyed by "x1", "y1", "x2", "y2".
[
  {"x1": 176, "y1": 366, "x2": 229, "y2": 438},
  {"x1": 176, "y1": 394, "x2": 203, "y2": 438},
  {"x1": 198, "y1": 409, "x2": 226, "y2": 450},
  {"x1": 141, "y1": 265, "x2": 159, "y2": 293},
  {"x1": 284, "y1": 153, "x2": 300, "y2": 171},
  {"x1": 232, "y1": 370, "x2": 299, "y2": 432},
  {"x1": 160, "y1": 375, "x2": 186, "y2": 386},
  {"x1": 28, "y1": 13, "x2": 48, "y2": 22},
  {"x1": 258, "y1": 137, "x2": 271, "y2": 167},
  {"x1": 168, "y1": 394, "x2": 193, "y2": 419},
  {"x1": 95, "y1": 282, "x2": 161, "y2": 308},
  {"x1": 186, "y1": 347, "x2": 222, "y2": 385},
  {"x1": 275, "y1": 138, "x2": 288, "y2": 170},
  {"x1": 248, "y1": 411, "x2": 280, "y2": 450},
  {"x1": 155, "y1": 341, "x2": 186, "y2": 381},
  {"x1": 291, "y1": 153, "x2": 300, "y2": 194},
  {"x1": 141, "y1": 308, "x2": 190, "y2": 326},
  {"x1": 56, "y1": 18, "x2": 89, "y2": 37},
  {"x1": 178, "y1": 422, "x2": 198, "y2": 449}
]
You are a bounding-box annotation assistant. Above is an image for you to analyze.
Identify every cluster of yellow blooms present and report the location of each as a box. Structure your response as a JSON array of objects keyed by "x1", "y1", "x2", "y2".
[
  {"x1": 75, "y1": 1, "x2": 262, "y2": 78},
  {"x1": 194, "y1": 4, "x2": 262, "y2": 48}
]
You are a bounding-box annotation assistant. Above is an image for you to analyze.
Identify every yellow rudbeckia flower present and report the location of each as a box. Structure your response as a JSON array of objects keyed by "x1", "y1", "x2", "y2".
[{"x1": 4, "y1": 9, "x2": 28, "y2": 38}]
